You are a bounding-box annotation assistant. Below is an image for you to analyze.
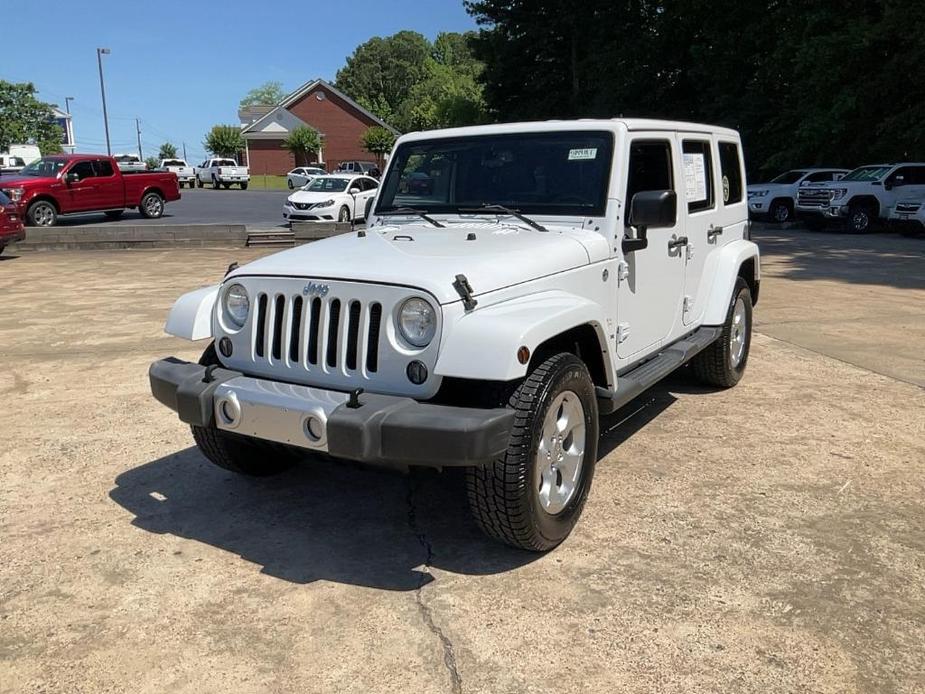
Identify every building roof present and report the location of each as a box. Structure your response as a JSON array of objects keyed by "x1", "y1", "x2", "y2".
[{"x1": 241, "y1": 78, "x2": 398, "y2": 137}]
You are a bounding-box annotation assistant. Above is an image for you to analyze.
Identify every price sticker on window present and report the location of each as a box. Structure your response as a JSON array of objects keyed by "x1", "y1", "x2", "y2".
[{"x1": 568, "y1": 148, "x2": 598, "y2": 161}]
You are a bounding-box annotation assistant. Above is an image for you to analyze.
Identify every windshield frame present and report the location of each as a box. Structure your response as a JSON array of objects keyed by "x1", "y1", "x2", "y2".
[{"x1": 376, "y1": 130, "x2": 616, "y2": 218}]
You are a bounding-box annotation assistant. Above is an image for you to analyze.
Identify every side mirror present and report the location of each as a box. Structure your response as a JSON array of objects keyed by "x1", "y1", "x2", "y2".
[
  {"x1": 65, "y1": 172, "x2": 80, "y2": 184},
  {"x1": 348, "y1": 187, "x2": 360, "y2": 195},
  {"x1": 623, "y1": 190, "x2": 677, "y2": 254}
]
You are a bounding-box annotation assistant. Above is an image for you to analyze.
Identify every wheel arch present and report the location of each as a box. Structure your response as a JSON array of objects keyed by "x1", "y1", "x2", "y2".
[
  {"x1": 702, "y1": 240, "x2": 761, "y2": 325},
  {"x1": 142, "y1": 186, "x2": 165, "y2": 201},
  {"x1": 848, "y1": 195, "x2": 880, "y2": 216},
  {"x1": 26, "y1": 194, "x2": 60, "y2": 213},
  {"x1": 164, "y1": 284, "x2": 219, "y2": 340},
  {"x1": 435, "y1": 290, "x2": 614, "y2": 388}
]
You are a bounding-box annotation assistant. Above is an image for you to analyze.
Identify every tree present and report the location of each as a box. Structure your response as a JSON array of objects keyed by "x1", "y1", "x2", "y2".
[
  {"x1": 158, "y1": 142, "x2": 178, "y2": 159},
  {"x1": 360, "y1": 127, "x2": 396, "y2": 167},
  {"x1": 336, "y1": 31, "x2": 487, "y2": 133},
  {"x1": 239, "y1": 81, "x2": 286, "y2": 109},
  {"x1": 282, "y1": 126, "x2": 322, "y2": 166},
  {"x1": 0, "y1": 80, "x2": 63, "y2": 154},
  {"x1": 203, "y1": 125, "x2": 245, "y2": 158},
  {"x1": 144, "y1": 156, "x2": 160, "y2": 170}
]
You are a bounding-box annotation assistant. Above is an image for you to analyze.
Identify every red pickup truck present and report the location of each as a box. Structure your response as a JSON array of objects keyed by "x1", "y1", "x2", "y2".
[
  {"x1": 0, "y1": 189, "x2": 25, "y2": 254},
  {"x1": 0, "y1": 154, "x2": 181, "y2": 227}
]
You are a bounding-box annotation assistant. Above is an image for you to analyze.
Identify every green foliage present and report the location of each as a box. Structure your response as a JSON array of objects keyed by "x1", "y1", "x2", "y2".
[
  {"x1": 144, "y1": 156, "x2": 160, "y2": 170},
  {"x1": 158, "y1": 142, "x2": 178, "y2": 159},
  {"x1": 465, "y1": 0, "x2": 925, "y2": 178},
  {"x1": 203, "y1": 125, "x2": 245, "y2": 158},
  {"x1": 360, "y1": 127, "x2": 396, "y2": 166},
  {"x1": 0, "y1": 80, "x2": 63, "y2": 155},
  {"x1": 240, "y1": 81, "x2": 286, "y2": 108},
  {"x1": 336, "y1": 31, "x2": 487, "y2": 132},
  {"x1": 282, "y1": 126, "x2": 322, "y2": 166}
]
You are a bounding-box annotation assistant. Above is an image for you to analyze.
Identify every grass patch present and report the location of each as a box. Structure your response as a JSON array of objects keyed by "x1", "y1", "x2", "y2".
[{"x1": 247, "y1": 175, "x2": 292, "y2": 191}]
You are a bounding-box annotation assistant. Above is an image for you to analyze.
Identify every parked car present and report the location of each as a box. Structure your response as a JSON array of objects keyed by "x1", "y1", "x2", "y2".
[
  {"x1": 0, "y1": 189, "x2": 25, "y2": 254},
  {"x1": 0, "y1": 154, "x2": 181, "y2": 227},
  {"x1": 286, "y1": 166, "x2": 327, "y2": 190},
  {"x1": 889, "y1": 198, "x2": 924, "y2": 237},
  {"x1": 796, "y1": 163, "x2": 925, "y2": 232},
  {"x1": 282, "y1": 174, "x2": 378, "y2": 222},
  {"x1": 3, "y1": 144, "x2": 41, "y2": 164},
  {"x1": 747, "y1": 168, "x2": 849, "y2": 223},
  {"x1": 159, "y1": 159, "x2": 196, "y2": 188},
  {"x1": 196, "y1": 158, "x2": 249, "y2": 189},
  {"x1": 336, "y1": 160, "x2": 380, "y2": 178},
  {"x1": 0, "y1": 155, "x2": 29, "y2": 175},
  {"x1": 149, "y1": 118, "x2": 759, "y2": 551},
  {"x1": 113, "y1": 153, "x2": 147, "y2": 173}
]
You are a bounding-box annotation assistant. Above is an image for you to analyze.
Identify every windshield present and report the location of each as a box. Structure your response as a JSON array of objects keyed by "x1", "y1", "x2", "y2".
[
  {"x1": 770, "y1": 170, "x2": 807, "y2": 184},
  {"x1": 17, "y1": 157, "x2": 67, "y2": 177},
  {"x1": 163, "y1": 160, "x2": 186, "y2": 167},
  {"x1": 377, "y1": 130, "x2": 614, "y2": 216},
  {"x1": 305, "y1": 177, "x2": 350, "y2": 192},
  {"x1": 842, "y1": 166, "x2": 892, "y2": 181}
]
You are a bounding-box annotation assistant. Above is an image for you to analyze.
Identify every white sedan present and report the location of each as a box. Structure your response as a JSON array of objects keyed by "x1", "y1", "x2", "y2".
[
  {"x1": 286, "y1": 166, "x2": 327, "y2": 190},
  {"x1": 283, "y1": 174, "x2": 379, "y2": 223}
]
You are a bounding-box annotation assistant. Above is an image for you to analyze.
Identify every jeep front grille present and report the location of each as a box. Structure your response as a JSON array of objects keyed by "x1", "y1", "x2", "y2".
[{"x1": 253, "y1": 291, "x2": 382, "y2": 374}]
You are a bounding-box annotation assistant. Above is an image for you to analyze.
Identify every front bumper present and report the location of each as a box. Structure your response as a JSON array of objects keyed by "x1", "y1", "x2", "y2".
[
  {"x1": 796, "y1": 204, "x2": 846, "y2": 220},
  {"x1": 149, "y1": 357, "x2": 514, "y2": 467},
  {"x1": 283, "y1": 203, "x2": 335, "y2": 221}
]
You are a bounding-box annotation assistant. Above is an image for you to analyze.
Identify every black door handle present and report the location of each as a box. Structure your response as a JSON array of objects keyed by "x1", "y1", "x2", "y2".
[{"x1": 667, "y1": 236, "x2": 688, "y2": 250}]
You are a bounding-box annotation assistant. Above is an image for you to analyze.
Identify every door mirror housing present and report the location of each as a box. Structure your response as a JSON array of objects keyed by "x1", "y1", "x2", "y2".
[
  {"x1": 65, "y1": 172, "x2": 80, "y2": 184},
  {"x1": 348, "y1": 187, "x2": 361, "y2": 195},
  {"x1": 623, "y1": 190, "x2": 677, "y2": 255}
]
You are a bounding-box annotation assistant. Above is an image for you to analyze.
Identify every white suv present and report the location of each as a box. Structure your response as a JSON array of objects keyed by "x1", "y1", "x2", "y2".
[
  {"x1": 796, "y1": 163, "x2": 925, "y2": 233},
  {"x1": 747, "y1": 168, "x2": 848, "y2": 223},
  {"x1": 150, "y1": 120, "x2": 760, "y2": 551}
]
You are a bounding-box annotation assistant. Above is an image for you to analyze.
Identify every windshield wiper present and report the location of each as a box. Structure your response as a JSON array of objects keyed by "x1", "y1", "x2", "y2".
[
  {"x1": 459, "y1": 204, "x2": 548, "y2": 232},
  {"x1": 378, "y1": 207, "x2": 445, "y2": 228}
]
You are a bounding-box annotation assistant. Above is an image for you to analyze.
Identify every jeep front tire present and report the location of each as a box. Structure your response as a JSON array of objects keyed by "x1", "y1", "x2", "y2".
[
  {"x1": 190, "y1": 343, "x2": 298, "y2": 476},
  {"x1": 466, "y1": 353, "x2": 599, "y2": 551}
]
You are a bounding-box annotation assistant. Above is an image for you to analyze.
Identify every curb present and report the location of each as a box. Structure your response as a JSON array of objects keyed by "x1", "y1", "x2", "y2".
[{"x1": 8, "y1": 224, "x2": 248, "y2": 251}]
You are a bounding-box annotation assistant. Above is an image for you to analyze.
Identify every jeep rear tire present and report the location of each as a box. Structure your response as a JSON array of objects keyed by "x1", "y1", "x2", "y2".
[
  {"x1": 690, "y1": 277, "x2": 753, "y2": 387},
  {"x1": 466, "y1": 353, "x2": 599, "y2": 551},
  {"x1": 190, "y1": 344, "x2": 298, "y2": 477}
]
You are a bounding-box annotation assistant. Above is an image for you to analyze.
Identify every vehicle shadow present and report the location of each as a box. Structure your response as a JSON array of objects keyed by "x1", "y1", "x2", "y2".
[
  {"x1": 110, "y1": 373, "x2": 696, "y2": 589},
  {"x1": 57, "y1": 212, "x2": 176, "y2": 226},
  {"x1": 0, "y1": 253, "x2": 20, "y2": 262},
  {"x1": 752, "y1": 224, "x2": 925, "y2": 290}
]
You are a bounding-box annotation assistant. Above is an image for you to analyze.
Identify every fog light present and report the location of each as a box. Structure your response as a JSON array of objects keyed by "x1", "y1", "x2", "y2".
[
  {"x1": 219, "y1": 337, "x2": 233, "y2": 357},
  {"x1": 303, "y1": 415, "x2": 323, "y2": 443},
  {"x1": 407, "y1": 360, "x2": 428, "y2": 384}
]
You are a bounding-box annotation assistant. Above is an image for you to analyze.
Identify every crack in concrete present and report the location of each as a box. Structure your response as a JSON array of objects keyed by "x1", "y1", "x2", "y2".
[{"x1": 406, "y1": 475, "x2": 463, "y2": 694}]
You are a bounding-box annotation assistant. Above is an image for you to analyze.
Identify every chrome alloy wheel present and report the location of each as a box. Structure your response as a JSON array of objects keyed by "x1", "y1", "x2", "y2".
[
  {"x1": 32, "y1": 202, "x2": 55, "y2": 226},
  {"x1": 729, "y1": 296, "x2": 748, "y2": 368},
  {"x1": 536, "y1": 390, "x2": 586, "y2": 515},
  {"x1": 144, "y1": 195, "x2": 163, "y2": 217}
]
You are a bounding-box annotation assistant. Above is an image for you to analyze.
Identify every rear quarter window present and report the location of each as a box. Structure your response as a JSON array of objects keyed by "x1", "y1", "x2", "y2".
[{"x1": 718, "y1": 141, "x2": 743, "y2": 204}]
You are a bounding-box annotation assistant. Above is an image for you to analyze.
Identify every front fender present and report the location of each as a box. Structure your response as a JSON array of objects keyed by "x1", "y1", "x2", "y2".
[
  {"x1": 164, "y1": 285, "x2": 219, "y2": 340},
  {"x1": 435, "y1": 291, "x2": 607, "y2": 382},
  {"x1": 702, "y1": 240, "x2": 760, "y2": 325}
]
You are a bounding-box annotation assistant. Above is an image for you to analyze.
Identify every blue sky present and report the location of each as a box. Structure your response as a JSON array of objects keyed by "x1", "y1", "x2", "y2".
[{"x1": 3, "y1": 0, "x2": 477, "y2": 162}]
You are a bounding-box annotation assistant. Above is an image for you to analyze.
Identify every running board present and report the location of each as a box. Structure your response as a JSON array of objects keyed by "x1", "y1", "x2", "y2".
[{"x1": 596, "y1": 326, "x2": 722, "y2": 415}]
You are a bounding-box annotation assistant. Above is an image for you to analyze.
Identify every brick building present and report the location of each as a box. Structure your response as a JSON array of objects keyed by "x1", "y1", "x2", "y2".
[{"x1": 240, "y1": 78, "x2": 397, "y2": 175}]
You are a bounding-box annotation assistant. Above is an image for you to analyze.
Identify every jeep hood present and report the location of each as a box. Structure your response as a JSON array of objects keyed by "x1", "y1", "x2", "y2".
[{"x1": 231, "y1": 221, "x2": 610, "y2": 304}]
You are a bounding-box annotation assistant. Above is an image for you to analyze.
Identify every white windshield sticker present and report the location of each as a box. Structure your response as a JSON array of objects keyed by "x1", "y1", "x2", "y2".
[
  {"x1": 568, "y1": 148, "x2": 598, "y2": 161},
  {"x1": 683, "y1": 153, "x2": 708, "y2": 202}
]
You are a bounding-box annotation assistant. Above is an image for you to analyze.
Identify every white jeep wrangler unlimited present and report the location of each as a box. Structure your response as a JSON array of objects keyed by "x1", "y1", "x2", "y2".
[{"x1": 150, "y1": 120, "x2": 760, "y2": 551}]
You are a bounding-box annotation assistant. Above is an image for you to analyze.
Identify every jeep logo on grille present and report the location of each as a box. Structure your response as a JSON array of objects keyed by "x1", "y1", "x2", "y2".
[{"x1": 302, "y1": 281, "x2": 330, "y2": 297}]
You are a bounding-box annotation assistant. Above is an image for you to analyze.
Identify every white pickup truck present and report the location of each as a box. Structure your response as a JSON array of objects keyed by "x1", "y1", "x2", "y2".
[
  {"x1": 113, "y1": 153, "x2": 147, "y2": 173},
  {"x1": 158, "y1": 159, "x2": 196, "y2": 188},
  {"x1": 796, "y1": 163, "x2": 925, "y2": 232},
  {"x1": 150, "y1": 119, "x2": 759, "y2": 551},
  {"x1": 196, "y1": 158, "x2": 249, "y2": 190}
]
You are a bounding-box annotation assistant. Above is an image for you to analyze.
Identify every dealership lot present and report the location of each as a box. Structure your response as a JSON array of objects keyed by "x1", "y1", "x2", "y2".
[
  {"x1": 1, "y1": 227, "x2": 923, "y2": 693},
  {"x1": 53, "y1": 187, "x2": 291, "y2": 229}
]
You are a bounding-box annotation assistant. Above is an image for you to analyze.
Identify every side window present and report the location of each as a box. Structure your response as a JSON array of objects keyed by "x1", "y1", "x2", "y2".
[
  {"x1": 95, "y1": 160, "x2": 114, "y2": 177},
  {"x1": 718, "y1": 141, "x2": 743, "y2": 204},
  {"x1": 625, "y1": 140, "x2": 674, "y2": 213},
  {"x1": 367, "y1": 177, "x2": 379, "y2": 190},
  {"x1": 69, "y1": 161, "x2": 96, "y2": 181},
  {"x1": 889, "y1": 167, "x2": 911, "y2": 185},
  {"x1": 682, "y1": 140, "x2": 714, "y2": 212},
  {"x1": 905, "y1": 166, "x2": 925, "y2": 185}
]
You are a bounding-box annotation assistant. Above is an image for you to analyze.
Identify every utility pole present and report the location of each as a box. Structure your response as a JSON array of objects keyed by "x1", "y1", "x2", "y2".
[
  {"x1": 96, "y1": 48, "x2": 112, "y2": 155},
  {"x1": 64, "y1": 97, "x2": 75, "y2": 153},
  {"x1": 135, "y1": 118, "x2": 143, "y2": 161},
  {"x1": 182, "y1": 142, "x2": 188, "y2": 160}
]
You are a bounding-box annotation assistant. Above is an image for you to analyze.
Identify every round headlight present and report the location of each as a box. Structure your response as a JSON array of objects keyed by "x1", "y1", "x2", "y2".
[
  {"x1": 223, "y1": 283, "x2": 249, "y2": 329},
  {"x1": 398, "y1": 297, "x2": 436, "y2": 347}
]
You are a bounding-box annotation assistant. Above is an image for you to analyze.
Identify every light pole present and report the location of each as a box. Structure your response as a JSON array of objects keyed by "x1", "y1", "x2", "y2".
[
  {"x1": 96, "y1": 48, "x2": 112, "y2": 155},
  {"x1": 64, "y1": 96, "x2": 75, "y2": 152}
]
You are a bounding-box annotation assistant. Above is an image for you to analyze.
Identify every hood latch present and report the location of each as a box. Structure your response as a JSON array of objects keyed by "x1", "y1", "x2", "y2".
[{"x1": 453, "y1": 274, "x2": 478, "y2": 311}]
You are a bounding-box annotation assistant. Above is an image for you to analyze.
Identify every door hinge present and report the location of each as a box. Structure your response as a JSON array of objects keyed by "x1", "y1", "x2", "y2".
[
  {"x1": 682, "y1": 295, "x2": 692, "y2": 314},
  {"x1": 617, "y1": 261, "x2": 630, "y2": 284},
  {"x1": 685, "y1": 243, "x2": 694, "y2": 261},
  {"x1": 617, "y1": 322, "x2": 630, "y2": 344}
]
